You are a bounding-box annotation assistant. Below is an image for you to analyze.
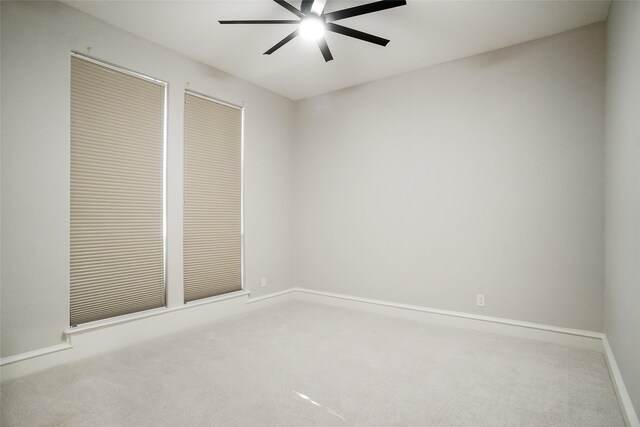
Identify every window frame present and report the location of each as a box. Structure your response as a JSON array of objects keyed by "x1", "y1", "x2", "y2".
[
  {"x1": 182, "y1": 89, "x2": 245, "y2": 303},
  {"x1": 69, "y1": 52, "x2": 169, "y2": 326}
]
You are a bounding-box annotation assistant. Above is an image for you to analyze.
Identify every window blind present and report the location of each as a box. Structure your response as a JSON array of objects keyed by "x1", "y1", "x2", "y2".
[
  {"x1": 70, "y1": 55, "x2": 166, "y2": 325},
  {"x1": 183, "y1": 93, "x2": 242, "y2": 302}
]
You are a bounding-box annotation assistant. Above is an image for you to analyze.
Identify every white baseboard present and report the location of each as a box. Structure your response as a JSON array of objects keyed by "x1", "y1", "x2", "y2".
[
  {"x1": 602, "y1": 336, "x2": 640, "y2": 427},
  {"x1": 1, "y1": 285, "x2": 636, "y2": 427},
  {"x1": 291, "y1": 287, "x2": 604, "y2": 351},
  {"x1": 246, "y1": 288, "x2": 296, "y2": 305},
  {"x1": 292, "y1": 287, "x2": 640, "y2": 426},
  {"x1": 0, "y1": 342, "x2": 73, "y2": 367},
  {"x1": 0, "y1": 289, "x2": 294, "y2": 382}
]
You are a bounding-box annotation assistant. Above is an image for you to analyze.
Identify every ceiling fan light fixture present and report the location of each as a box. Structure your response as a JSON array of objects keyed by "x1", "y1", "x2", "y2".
[
  {"x1": 219, "y1": 0, "x2": 407, "y2": 62},
  {"x1": 299, "y1": 16, "x2": 325, "y2": 41}
]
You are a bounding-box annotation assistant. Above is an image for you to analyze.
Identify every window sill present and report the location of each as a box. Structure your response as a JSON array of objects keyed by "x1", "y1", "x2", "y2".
[{"x1": 64, "y1": 290, "x2": 250, "y2": 336}]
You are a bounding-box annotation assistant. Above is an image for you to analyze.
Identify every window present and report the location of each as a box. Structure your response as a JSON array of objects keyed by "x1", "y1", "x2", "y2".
[
  {"x1": 70, "y1": 55, "x2": 166, "y2": 325},
  {"x1": 183, "y1": 92, "x2": 243, "y2": 302}
]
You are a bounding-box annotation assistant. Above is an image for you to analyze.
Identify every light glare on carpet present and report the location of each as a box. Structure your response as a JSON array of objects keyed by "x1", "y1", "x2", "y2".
[{"x1": 293, "y1": 391, "x2": 346, "y2": 420}]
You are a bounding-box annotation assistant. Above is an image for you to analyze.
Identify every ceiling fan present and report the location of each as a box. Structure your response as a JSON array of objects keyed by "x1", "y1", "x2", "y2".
[{"x1": 219, "y1": 0, "x2": 407, "y2": 62}]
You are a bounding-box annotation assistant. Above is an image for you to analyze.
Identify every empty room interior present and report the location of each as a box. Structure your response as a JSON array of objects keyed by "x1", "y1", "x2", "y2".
[{"x1": 1, "y1": 0, "x2": 639, "y2": 425}]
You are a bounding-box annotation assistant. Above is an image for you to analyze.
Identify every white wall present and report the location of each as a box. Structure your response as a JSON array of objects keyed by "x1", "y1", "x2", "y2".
[
  {"x1": 605, "y1": 1, "x2": 640, "y2": 414},
  {"x1": 0, "y1": 1, "x2": 612, "y2": 361},
  {"x1": 0, "y1": 1, "x2": 296, "y2": 357},
  {"x1": 294, "y1": 23, "x2": 606, "y2": 332}
]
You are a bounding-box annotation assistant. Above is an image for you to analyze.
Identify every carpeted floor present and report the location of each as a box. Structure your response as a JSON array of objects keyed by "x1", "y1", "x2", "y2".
[{"x1": 0, "y1": 300, "x2": 624, "y2": 426}]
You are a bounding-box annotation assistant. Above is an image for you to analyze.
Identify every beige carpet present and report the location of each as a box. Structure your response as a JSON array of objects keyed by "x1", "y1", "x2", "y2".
[{"x1": 0, "y1": 300, "x2": 624, "y2": 426}]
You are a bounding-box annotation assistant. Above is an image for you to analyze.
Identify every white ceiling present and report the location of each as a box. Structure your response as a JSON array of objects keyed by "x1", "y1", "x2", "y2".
[{"x1": 63, "y1": 0, "x2": 610, "y2": 100}]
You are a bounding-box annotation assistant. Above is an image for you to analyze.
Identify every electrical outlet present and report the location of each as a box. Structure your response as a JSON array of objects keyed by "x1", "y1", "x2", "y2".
[
  {"x1": 476, "y1": 294, "x2": 485, "y2": 307},
  {"x1": 260, "y1": 278, "x2": 267, "y2": 288}
]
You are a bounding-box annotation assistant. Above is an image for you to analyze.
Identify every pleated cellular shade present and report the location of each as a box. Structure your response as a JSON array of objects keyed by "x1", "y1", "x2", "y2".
[
  {"x1": 183, "y1": 93, "x2": 242, "y2": 302},
  {"x1": 70, "y1": 56, "x2": 166, "y2": 325}
]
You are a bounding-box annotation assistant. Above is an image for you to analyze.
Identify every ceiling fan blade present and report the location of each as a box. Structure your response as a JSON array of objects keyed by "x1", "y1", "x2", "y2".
[
  {"x1": 317, "y1": 37, "x2": 334, "y2": 62},
  {"x1": 310, "y1": 0, "x2": 327, "y2": 15},
  {"x1": 300, "y1": 0, "x2": 314, "y2": 14},
  {"x1": 324, "y1": 0, "x2": 406, "y2": 22},
  {"x1": 273, "y1": 0, "x2": 304, "y2": 18},
  {"x1": 219, "y1": 20, "x2": 300, "y2": 24},
  {"x1": 326, "y1": 23, "x2": 389, "y2": 46},
  {"x1": 264, "y1": 29, "x2": 300, "y2": 55}
]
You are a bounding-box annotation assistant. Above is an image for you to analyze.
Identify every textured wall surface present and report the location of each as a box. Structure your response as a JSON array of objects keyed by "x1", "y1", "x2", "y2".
[
  {"x1": 604, "y1": 1, "x2": 640, "y2": 415},
  {"x1": 295, "y1": 24, "x2": 606, "y2": 332}
]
